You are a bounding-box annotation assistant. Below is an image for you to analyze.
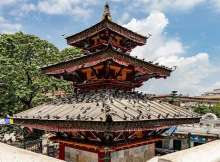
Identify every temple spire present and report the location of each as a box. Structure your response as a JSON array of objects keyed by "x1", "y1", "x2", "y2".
[{"x1": 102, "y1": 1, "x2": 112, "y2": 20}]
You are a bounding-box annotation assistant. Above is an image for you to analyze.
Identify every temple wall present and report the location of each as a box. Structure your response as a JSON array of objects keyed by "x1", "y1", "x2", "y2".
[
  {"x1": 111, "y1": 143, "x2": 155, "y2": 162},
  {"x1": 64, "y1": 146, "x2": 98, "y2": 162},
  {"x1": 63, "y1": 143, "x2": 155, "y2": 162}
]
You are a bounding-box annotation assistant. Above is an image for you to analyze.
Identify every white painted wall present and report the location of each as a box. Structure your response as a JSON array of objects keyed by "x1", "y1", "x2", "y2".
[
  {"x1": 148, "y1": 140, "x2": 220, "y2": 162},
  {"x1": 0, "y1": 142, "x2": 64, "y2": 162}
]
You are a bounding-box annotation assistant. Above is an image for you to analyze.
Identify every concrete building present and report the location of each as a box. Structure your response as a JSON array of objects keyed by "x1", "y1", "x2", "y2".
[
  {"x1": 201, "y1": 89, "x2": 220, "y2": 100},
  {"x1": 156, "y1": 113, "x2": 220, "y2": 154},
  {"x1": 153, "y1": 95, "x2": 220, "y2": 110}
]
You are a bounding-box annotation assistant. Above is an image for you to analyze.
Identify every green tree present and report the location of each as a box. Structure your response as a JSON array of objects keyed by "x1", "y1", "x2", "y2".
[
  {"x1": 194, "y1": 105, "x2": 211, "y2": 115},
  {"x1": 0, "y1": 82, "x2": 17, "y2": 116},
  {"x1": 0, "y1": 32, "x2": 81, "y2": 116},
  {"x1": 59, "y1": 47, "x2": 83, "y2": 61},
  {"x1": 194, "y1": 104, "x2": 220, "y2": 117},
  {"x1": 211, "y1": 104, "x2": 220, "y2": 117}
]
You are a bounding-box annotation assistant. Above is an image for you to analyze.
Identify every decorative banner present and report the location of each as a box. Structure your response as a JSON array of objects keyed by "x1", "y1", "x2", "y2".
[{"x1": 0, "y1": 118, "x2": 14, "y2": 125}]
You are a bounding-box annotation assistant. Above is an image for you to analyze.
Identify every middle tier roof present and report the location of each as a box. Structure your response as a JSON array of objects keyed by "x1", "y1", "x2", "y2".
[{"x1": 42, "y1": 46, "x2": 172, "y2": 90}]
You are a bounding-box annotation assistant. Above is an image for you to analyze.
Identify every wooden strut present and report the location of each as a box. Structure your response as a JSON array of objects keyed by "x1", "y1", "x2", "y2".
[
  {"x1": 53, "y1": 136, "x2": 160, "y2": 153},
  {"x1": 42, "y1": 48, "x2": 171, "y2": 79},
  {"x1": 115, "y1": 66, "x2": 124, "y2": 79}
]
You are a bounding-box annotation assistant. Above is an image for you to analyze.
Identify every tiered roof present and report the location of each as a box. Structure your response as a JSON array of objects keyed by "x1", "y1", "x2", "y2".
[{"x1": 40, "y1": 3, "x2": 173, "y2": 91}]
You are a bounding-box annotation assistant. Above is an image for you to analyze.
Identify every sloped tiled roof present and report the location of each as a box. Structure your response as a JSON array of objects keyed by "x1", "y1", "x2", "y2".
[{"x1": 14, "y1": 90, "x2": 199, "y2": 122}]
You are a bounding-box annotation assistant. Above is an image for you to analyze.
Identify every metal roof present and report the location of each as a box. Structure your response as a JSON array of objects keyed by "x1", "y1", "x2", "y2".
[{"x1": 14, "y1": 90, "x2": 199, "y2": 122}]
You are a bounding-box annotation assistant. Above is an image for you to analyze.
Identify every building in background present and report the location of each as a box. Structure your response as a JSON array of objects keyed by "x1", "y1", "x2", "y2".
[
  {"x1": 156, "y1": 113, "x2": 220, "y2": 155},
  {"x1": 153, "y1": 94, "x2": 220, "y2": 109},
  {"x1": 201, "y1": 89, "x2": 220, "y2": 99}
]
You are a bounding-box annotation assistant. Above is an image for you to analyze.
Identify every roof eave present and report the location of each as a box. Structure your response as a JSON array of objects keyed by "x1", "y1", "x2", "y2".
[
  {"x1": 41, "y1": 47, "x2": 172, "y2": 76},
  {"x1": 14, "y1": 117, "x2": 200, "y2": 132},
  {"x1": 65, "y1": 19, "x2": 147, "y2": 46}
]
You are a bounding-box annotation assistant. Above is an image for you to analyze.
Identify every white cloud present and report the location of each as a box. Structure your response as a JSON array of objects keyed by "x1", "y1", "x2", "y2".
[
  {"x1": 124, "y1": 11, "x2": 219, "y2": 95},
  {"x1": 124, "y1": 11, "x2": 184, "y2": 60},
  {"x1": 213, "y1": 81, "x2": 220, "y2": 89},
  {"x1": 36, "y1": 0, "x2": 99, "y2": 18},
  {"x1": 21, "y1": 3, "x2": 36, "y2": 13},
  {"x1": 150, "y1": 53, "x2": 217, "y2": 95},
  {"x1": 3, "y1": 0, "x2": 220, "y2": 21},
  {"x1": 6, "y1": 0, "x2": 99, "y2": 19},
  {"x1": 133, "y1": 0, "x2": 206, "y2": 12},
  {"x1": 118, "y1": 12, "x2": 130, "y2": 24},
  {"x1": 0, "y1": 0, "x2": 18, "y2": 6},
  {"x1": 204, "y1": 81, "x2": 220, "y2": 94},
  {"x1": 0, "y1": 16, "x2": 22, "y2": 33},
  {"x1": 210, "y1": 0, "x2": 220, "y2": 11},
  {"x1": 112, "y1": 0, "x2": 220, "y2": 14}
]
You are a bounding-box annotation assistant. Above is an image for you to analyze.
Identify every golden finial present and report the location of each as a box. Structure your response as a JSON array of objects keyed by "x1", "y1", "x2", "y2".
[{"x1": 102, "y1": 1, "x2": 112, "y2": 20}]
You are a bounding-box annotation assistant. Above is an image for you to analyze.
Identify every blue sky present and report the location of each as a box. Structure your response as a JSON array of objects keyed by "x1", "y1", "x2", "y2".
[{"x1": 0, "y1": 0, "x2": 220, "y2": 96}]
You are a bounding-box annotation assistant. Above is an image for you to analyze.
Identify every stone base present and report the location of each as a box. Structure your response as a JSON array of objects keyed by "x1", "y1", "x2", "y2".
[{"x1": 60, "y1": 143, "x2": 155, "y2": 162}]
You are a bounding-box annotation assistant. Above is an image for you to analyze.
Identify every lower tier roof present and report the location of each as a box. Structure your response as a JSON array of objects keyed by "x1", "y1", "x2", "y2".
[{"x1": 14, "y1": 90, "x2": 200, "y2": 131}]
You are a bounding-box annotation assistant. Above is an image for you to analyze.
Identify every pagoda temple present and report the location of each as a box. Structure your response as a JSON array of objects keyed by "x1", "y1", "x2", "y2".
[{"x1": 13, "y1": 3, "x2": 200, "y2": 162}]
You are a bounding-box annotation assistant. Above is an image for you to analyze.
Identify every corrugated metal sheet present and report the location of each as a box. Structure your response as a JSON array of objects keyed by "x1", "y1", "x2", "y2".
[{"x1": 14, "y1": 90, "x2": 199, "y2": 122}]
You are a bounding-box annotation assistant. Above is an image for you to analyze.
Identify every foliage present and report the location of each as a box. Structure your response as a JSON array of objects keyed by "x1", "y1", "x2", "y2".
[
  {"x1": 0, "y1": 32, "x2": 81, "y2": 116},
  {"x1": 211, "y1": 104, "x2": 220, "y2": 117},
  {"x1": 0, "y1": 83, "x2": 17, "y2": 116},
  {"x1": 194, "y1": 104, "x2": 220, "y2": 117},
  {"x1": 59, "y1": 47, "x2": 82, "y2": 61},
  {"x1": 194, "y1": 105, "x2": 212, "y2": 115}
]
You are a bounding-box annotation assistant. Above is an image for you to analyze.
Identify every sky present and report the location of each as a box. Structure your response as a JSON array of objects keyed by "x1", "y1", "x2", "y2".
[{"x1": 0, "y1": 0, "x2": 220, "y2": 96}]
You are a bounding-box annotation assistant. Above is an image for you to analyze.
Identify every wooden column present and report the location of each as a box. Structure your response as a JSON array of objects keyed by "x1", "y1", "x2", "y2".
[{"x1": 58, "y1": 142, "x2": 65, "y2": 160}]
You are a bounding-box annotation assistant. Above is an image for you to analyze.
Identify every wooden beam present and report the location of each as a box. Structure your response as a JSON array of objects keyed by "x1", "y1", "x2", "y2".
[
  {"x1": 115, "y1": 66, "x2": 124, "y2": 79},
  {"x1": 51, "y1": 136, "x2": 160, "y2": 153},
  {"x1": 14, "y1": 117, "x2": 200, "y2": 132}
]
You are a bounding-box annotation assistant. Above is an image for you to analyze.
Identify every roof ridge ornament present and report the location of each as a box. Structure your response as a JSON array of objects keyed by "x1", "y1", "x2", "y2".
[{"x1": 102, "y1": 1, "x2": 112, "y2": 21}]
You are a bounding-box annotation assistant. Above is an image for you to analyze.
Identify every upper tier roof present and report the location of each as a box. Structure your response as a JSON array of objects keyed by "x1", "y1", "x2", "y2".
[
  {"x1": 66, "y1": 19, "x2": 147, "y2": 46},
  {"x1": 65, "y1": 3, "x2": 147, "y2": 52}
]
